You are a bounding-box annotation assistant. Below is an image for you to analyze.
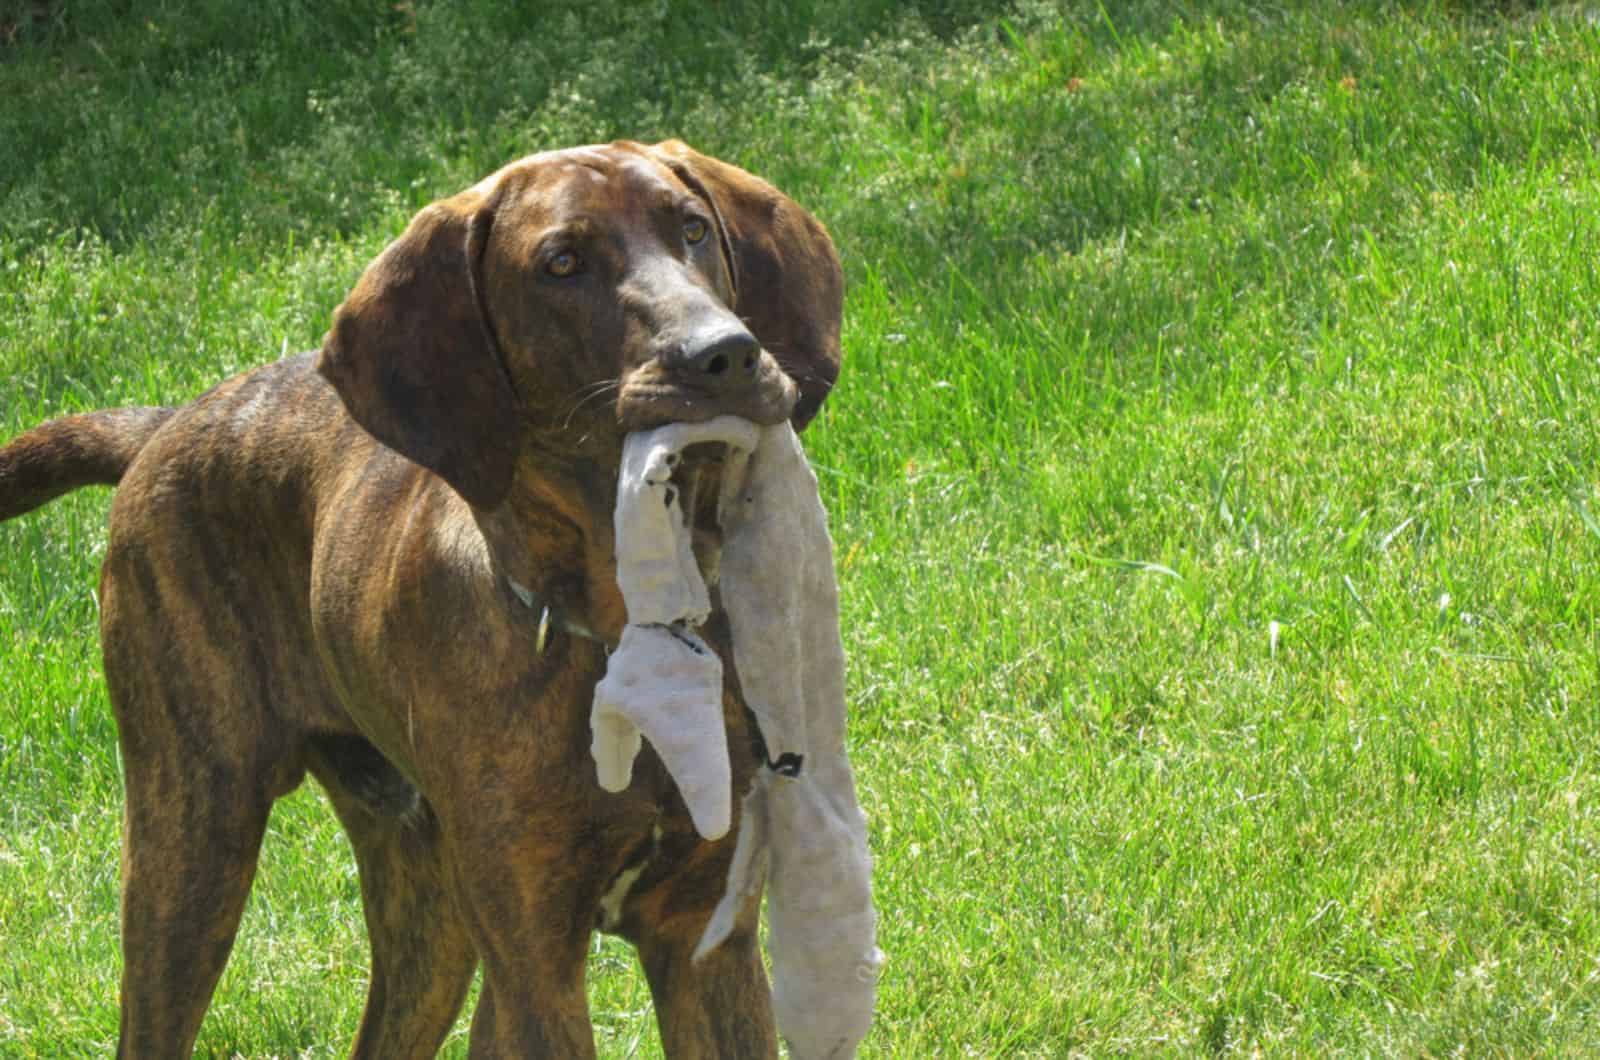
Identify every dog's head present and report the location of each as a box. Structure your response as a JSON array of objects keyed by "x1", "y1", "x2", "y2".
[{"x1": 317, "y1": 140, "x2": 842, "y2": 509}]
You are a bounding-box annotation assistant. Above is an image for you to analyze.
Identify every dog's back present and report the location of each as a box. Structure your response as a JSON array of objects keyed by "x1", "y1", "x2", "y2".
[{"x1": 0, "y1": 353, "x2": 370, "y2": 525}]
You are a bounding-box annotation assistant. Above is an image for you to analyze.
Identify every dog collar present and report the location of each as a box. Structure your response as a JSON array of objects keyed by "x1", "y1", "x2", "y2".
[{"x1": 505, "y1": 577, "x2": 601, "y2": 652}]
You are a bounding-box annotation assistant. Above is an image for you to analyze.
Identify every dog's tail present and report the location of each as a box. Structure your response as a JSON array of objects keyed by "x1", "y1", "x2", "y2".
[{"x1": 0, "y1": 407, "x2": 176, "y2": 522}]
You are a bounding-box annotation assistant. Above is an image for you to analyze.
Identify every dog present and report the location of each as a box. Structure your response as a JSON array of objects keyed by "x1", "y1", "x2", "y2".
[{"x1": 0, "y1": 140, "x2": 843, "y2": 1057}]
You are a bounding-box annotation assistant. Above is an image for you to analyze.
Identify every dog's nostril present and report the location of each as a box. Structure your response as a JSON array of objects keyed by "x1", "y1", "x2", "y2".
[{"x1": 684, "y1": 329, "x2": 759, "y2": 381}]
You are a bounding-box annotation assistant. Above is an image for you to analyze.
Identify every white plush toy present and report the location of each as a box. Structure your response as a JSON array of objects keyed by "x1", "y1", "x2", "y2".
[{"x1": 591, "y1": 414, "x2": 883, "y2": 1058}]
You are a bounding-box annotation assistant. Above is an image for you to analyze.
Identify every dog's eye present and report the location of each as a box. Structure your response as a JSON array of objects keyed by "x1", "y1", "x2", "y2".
[
  {"x1": 684, "y1": 217, "x2": 709, "y2": 245},
  {"x1": 547, "y1": 250, "x2": 582, "y2": 278}
]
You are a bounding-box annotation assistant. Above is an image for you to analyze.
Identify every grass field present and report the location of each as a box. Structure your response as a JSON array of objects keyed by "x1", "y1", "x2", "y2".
[{"x1": 5, "y1": 0, "x2": 1600, "y2": 1054}]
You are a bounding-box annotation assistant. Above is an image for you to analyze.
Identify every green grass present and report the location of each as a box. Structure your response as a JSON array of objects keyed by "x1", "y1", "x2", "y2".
[{"x1": 6, "y1": 0, "x2": 1600, "y2": 1054}]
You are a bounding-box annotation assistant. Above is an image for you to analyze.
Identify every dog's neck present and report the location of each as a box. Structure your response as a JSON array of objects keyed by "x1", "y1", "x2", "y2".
[{"x1": 470, "y1": 452, "x2": 630, "y2": 646}]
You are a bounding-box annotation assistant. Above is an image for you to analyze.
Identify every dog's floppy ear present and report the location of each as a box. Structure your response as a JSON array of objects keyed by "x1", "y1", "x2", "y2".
[
  {"x1": 644, "y1": 140, "x2": 844, "y2": 431},
  {"x1": 318, "y1": 187, "x2": 522, "y2": 509}
]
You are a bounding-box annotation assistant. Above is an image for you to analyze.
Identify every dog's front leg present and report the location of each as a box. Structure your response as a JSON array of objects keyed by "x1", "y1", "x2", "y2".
[
  {"x1": 636, "y1": 917, "x2": 778, "y2": 1059},
  {"x1": 441, "y1": 813, "x2": 599, "y2": 1059},
  {"x1": 467, "y1": 977, "x2": 594, "y2": 1060}
]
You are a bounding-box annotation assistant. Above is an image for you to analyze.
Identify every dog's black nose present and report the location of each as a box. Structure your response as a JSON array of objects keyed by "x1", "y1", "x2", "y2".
[{"x1": 681, "y1": 328, "x2": 760, "y2": 382}]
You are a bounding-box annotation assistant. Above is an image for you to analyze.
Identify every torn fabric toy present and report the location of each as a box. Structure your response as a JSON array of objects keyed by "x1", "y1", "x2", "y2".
[{"x1": 591, "y1": 414, "x2": 883, "y2": 1058}]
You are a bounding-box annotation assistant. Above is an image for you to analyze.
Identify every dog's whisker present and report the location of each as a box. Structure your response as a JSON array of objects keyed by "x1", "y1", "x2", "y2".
[
  {"x1": 574, "y1": 376, "x2": 621, "y2": 397},
  {"x1": 560, "y1": 379, "x2": 622, "y2": 429},
  {"x1": 562, "y1": 379, "x2": 620, "y2": 409}
]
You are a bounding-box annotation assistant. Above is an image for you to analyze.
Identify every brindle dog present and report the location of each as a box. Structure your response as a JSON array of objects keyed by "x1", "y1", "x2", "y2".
[{"x1": 0, "y1": 140, "x2": 843, "y2": 1058}]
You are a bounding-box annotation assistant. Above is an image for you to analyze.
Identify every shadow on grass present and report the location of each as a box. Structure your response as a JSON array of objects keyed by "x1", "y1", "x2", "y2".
[
  {"x1": 0, "y1": 0, "x2": 1019, "y2": 246},
  {"x1": 837, "y1": 1, "x2": 1595, "y2": 367}
]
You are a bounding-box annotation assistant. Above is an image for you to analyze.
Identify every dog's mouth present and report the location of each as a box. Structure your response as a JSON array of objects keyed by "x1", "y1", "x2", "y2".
[
  {"x1": 615, "y1": 353, "x2": 798, "y2": 433},
  {"x1": 670, "y1": 441, "x2": 737, "y2": 588}
]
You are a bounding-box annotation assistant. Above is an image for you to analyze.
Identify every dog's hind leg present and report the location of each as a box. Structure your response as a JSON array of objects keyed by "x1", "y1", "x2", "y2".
[
  {"x1": 112, "y1": 761, "x2": 273, "y2": 1058},
  {"x1": 99, "y1": 533, "x2": 304, "y2": 1058},
  {"x1": 307, "y1": 735, "x2": 478, "y2": 1060},
  {"x1": 103, "y1": 658, "x2": 281, "y2": 1055}
]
